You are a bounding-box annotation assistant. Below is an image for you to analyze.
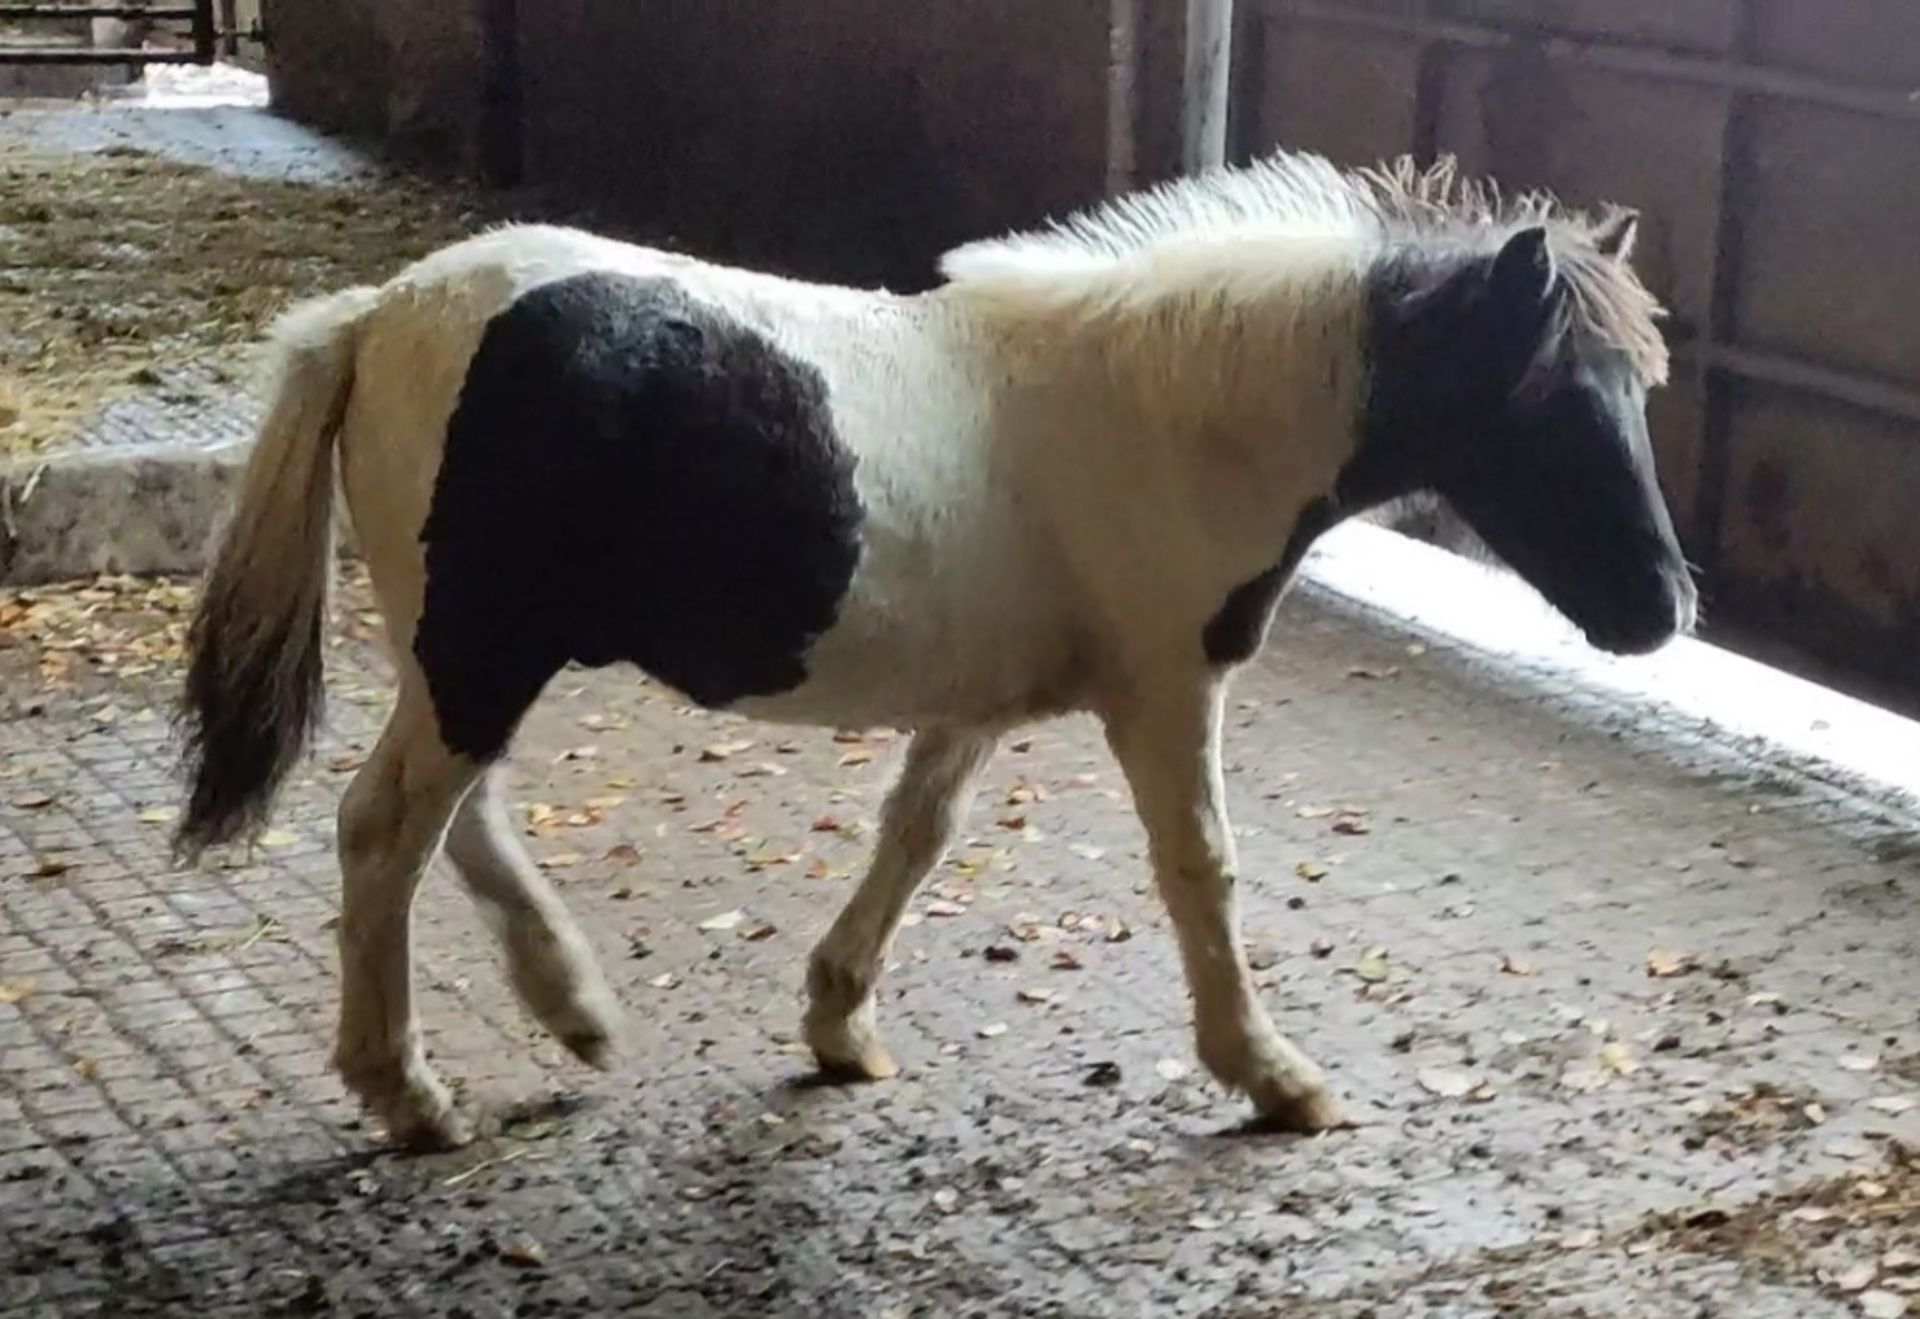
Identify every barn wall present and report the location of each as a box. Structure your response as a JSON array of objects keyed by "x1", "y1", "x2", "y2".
[
  {"x1": 514, "y1": 1, "x2": 1113, "y2": 288},
  {"x1": 261, "y1": 0, "x2": 486, "y2": 168},
  {"x1": 257, "y1": 0, "x2": 1215, "y2": 290},
  {"x1": 1237, "y1": 0, "x2": 1920, "y2": 714}
]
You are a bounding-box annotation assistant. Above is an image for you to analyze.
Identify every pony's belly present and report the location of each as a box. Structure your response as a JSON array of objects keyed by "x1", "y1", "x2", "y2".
[{"x1": 728, "y1": 594, "x2": 1086, "y2": 733}]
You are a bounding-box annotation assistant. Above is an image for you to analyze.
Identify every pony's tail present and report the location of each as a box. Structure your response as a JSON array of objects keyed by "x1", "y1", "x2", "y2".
[{"x1": 174, "y1": 286, "x2": 381, "y2": 862}]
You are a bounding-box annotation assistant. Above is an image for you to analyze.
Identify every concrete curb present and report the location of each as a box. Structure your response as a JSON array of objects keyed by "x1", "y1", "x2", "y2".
[{"x1": 0, "y1": 442, "x2": 243, "y2": 586}]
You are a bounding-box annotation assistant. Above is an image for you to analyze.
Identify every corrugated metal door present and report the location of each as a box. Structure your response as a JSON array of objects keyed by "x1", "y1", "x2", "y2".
[{"x1": 1233, "y1": 0, "x2": 1920, "y2": 713}]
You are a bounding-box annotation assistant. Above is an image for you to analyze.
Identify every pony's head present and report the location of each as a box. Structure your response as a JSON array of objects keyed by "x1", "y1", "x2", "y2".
[{"x1": 1357, "y1": 211, "x2": 1696, "y2": 657}]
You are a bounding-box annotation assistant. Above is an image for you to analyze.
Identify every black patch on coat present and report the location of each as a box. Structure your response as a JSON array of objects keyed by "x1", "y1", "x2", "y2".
[
  {"x1": 415, "y1": 271, "x2": 863, "y2": 760},
  {"x1": 1201, "y1": 497, "x2": 1337, "y2": 666}
]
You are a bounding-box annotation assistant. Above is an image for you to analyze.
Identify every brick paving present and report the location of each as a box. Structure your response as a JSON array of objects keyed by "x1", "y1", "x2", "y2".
[{"x1": 3, "y1": 571, "x2": 1920, "y2": 1318}]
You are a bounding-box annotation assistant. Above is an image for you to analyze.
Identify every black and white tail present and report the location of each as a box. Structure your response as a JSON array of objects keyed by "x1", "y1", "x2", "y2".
[{"x1": 174, "y1": 286, "x2": 381, "y2": 861}]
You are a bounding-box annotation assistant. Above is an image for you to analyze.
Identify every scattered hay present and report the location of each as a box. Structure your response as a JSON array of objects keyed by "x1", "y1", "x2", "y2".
[{"x1": 0, "y1": 143, "x2": 475, "y2": 455}]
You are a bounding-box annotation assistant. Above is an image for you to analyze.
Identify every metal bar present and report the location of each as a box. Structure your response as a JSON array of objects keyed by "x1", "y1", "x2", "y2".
[
  {"x1": 1223, "y1": 0, "x2": 1264, "y2": 164},
  {"x1": 1691, "y1": 0, "x2": 1758, "y2": 576},
  {"x1": 1264, "y1": 2, "x2": 1920, "y2": 124},
  {"x1": 1182, "y1": 0, "x2": 1234, "y2": 173},
  {"x1": 189, "y1": 0, "x2": 212, "y2": 62},
  {"x1": 0, "y1": 46, "x2": 202, "y2": 62},
  {"x1": 477, "y1": 0, "x2": 522, "y2": 188},
  {"x1": 0, "y1": 5, "x2": 196, "y2": 16}
]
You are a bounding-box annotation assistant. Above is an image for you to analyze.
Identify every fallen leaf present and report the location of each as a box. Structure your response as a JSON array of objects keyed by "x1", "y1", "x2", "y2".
[
  {"x1": 137, "y1": 805, "x2": 179, "y2": 824},
  {"x1": 1068, "y1": 843, "x2": 1106, "y2": 862},
  {"x1": 977, "y1": 1022, "x2": 1008, "y2": 1039},
  {"x1": 699, "y1": 740, "x2": 755, "y2": 762},
  {"x1": 1296, "y1": 861, "x2": 1330, "y2": 882},
  {"x1": 536, "y1": 852, "x2": 584, "y2": 870},
  {"x1": 1103, "y1": 918, "x2": 1133, "y2": 944},
  {"x1": 925, "y1": 900, "x2": 967, "y2": 918},
  {"x1": 605, "y1": 843, "x2": 643, "y2": 865},
  {"x1": 1084, "y1": 1061, "x2": 1123, "y2": 1088},
  {"x1": 1868, "y1": 1096, "x2": 1917, "y2": 1115},
  {"x1": 1050, "y1": 949, "x2": 1084, "y2": 971},
  {"x1": 1352, "y1": 948, "x2": 1391, "y2": 983},
  {"x1": 1347, "y1": 665, "x2": 1400, "y2": 681},
  {"x1": 259, "y1": 829, "x2": 298, "y2": 849},
  {"x1": 1599, "y1": 1041, "x2": 1638, "y2": 1076},
  {"x1": 1646, "y1": 948, "x2": 1698, "y2": 978},
  {"x1": 32, "y1": 855, "x2": 73, "y2": 878},
  {"x1": 740, "y1": 921, "x2": 778, "y2": 942},
  {"x1": 1500, "y1": 955, "x2": 1538, "y2": 977},
  {"x1": 1839, "y1": 1053, "x2": 1881, "y2": 1073},
  {"x1": 0, "y1": 979, "x2": 36, "y2": 1005},
  {"x1": 838, "y1": 749, "x2": 875, "y2": 767},
  {"x1": 649, "y1": 972, "x2": 680, "y2": 989},
  {"x1": 1008, "y1": 915, "x2": 1047, "y2": 943},
  {"x1": 1835, "y1": 1264, "x2": 1880, "y2": 1294},
  {"x1": 10, "y1": 791, "x2": 54, "y2": 809},
  {"x1": 983, "y1": 945, "x2": 1019, "y2": 963},
  {"x1": 1331, "y1": 811, "x2": 1371, "y2": 836},
  {"x1": 1154, "y1": 1058, "x2": 1189, "y2": 1081},
  {"x1": 498, "y1": 1238, "x2": 546, "y2": 1269},
  {"x1": 1417, "y1": 1068, "x2": 1480, "y2": 1099},
  {"x1": 1016, "y1": 987, "x2": 1054, "y2": 1005},
  {"x1": 1246, "y1": 943, "x2": 1280, "y2": 972},
  {"x1": 1296, "y1": 805, "x2": 1335, "y2": 820},
  {"x1": 697, "y1": 909, "x2": 746, "y2": 933}
]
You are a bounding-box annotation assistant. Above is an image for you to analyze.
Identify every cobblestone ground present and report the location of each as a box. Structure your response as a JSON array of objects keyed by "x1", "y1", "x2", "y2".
[{"x1": 3, "y1": 571, "x2": 1920, "y2": 1318}]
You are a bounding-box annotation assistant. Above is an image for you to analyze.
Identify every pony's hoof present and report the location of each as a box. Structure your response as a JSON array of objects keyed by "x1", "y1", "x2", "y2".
[
  {"x1": 380, "y1": 1098, "x2": 476, "y2": 1151},
  {"x1": 559, "y1": 1024, "x2": 621, "y2": 1071},
  {"x1": 809, "y1": 1041, "x2": 900, "y2": 1083},
  {"x1": 1248, "y1": 1083, "x2": 1349, "y2": 1135}
]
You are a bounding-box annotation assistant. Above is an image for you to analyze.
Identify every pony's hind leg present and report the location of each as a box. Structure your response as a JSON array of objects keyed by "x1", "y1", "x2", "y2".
[
  {"x1": 444, "y1": 766, "x2": 623, "y2": 1066},
  {"x1": 805, "y1": 726, "x2": 997, "y2": 1080},
  {"x1": 333, "y1": 673, "x2": 480, "y2": 1149},
  {"x1": 1104, "y1": 681, "x2": 1346, "y2": 1133}
]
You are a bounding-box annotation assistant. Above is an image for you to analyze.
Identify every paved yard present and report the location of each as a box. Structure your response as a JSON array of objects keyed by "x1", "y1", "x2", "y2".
[{"x1": 2, "y1": 569, "x2": 1919, "y2": 1318}]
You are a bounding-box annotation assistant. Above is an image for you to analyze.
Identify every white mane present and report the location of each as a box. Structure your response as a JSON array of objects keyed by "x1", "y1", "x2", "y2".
[
  {"x1": 940, "y1": 152, "x2": 1375, "y2": 289},
  {"x1": 940, "y1": 150, "x2": 1670, "y2": 384}
]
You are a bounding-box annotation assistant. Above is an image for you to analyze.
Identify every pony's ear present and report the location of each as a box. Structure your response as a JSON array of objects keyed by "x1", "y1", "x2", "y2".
[
  {"x1": 1489, "y1": 226, "x2": 1556, "y2": 308},
  {"x1": 1593, "y1": 209, "x2": 1640, "y2": 262},
  {"x1": 1483, "y1": 226, "x2": 1562, "y2": 385}
]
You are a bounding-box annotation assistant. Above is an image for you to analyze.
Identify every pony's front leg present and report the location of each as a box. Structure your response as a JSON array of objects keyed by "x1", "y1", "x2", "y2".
[
  {"x1": 805, "y1": 726, "x2": 997, "y2": 1080},
  {"x1": 1104, "y1": 682, "x2": 1346, "y2": 1132}
]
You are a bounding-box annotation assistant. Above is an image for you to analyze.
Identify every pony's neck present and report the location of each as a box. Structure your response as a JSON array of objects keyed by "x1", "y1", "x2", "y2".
[{"x1": 955, "y1": 232, "x2": 1373, "y2": 478}]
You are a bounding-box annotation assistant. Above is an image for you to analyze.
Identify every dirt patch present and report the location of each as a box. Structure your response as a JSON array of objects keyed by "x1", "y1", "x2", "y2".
[
  {"x1": 1626, "y1": 1142, "x2": 1920, "y2": 1308},
  {"x1": 0, "y1": 143, "x2": 473, "y2": 455}
]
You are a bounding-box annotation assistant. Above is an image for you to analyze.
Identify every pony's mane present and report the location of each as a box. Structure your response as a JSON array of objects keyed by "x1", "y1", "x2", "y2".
[{"x1": 941, "y1": 152, "x2": 1668, "y2": 386}]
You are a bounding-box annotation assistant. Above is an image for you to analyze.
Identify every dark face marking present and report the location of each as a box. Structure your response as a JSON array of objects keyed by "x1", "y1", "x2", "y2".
[
  {"x1": 1205, "y1": 225, "x2": 1694, "y2": 666},
  {"x1": 1360, "y1": 227, "x2": 1694, "y2": 656},
  {"x1": 415, "y1": 271, "x2": 863, "y2": 760}
]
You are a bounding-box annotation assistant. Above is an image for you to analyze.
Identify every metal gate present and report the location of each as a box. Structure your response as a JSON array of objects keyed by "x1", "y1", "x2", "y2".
[
  {"x1": 0, "y1": 0, "x2": 218, "y2": 66},
  {"x1": 1230, "y1": 0, "x2": 1920, "y2": 714}
]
